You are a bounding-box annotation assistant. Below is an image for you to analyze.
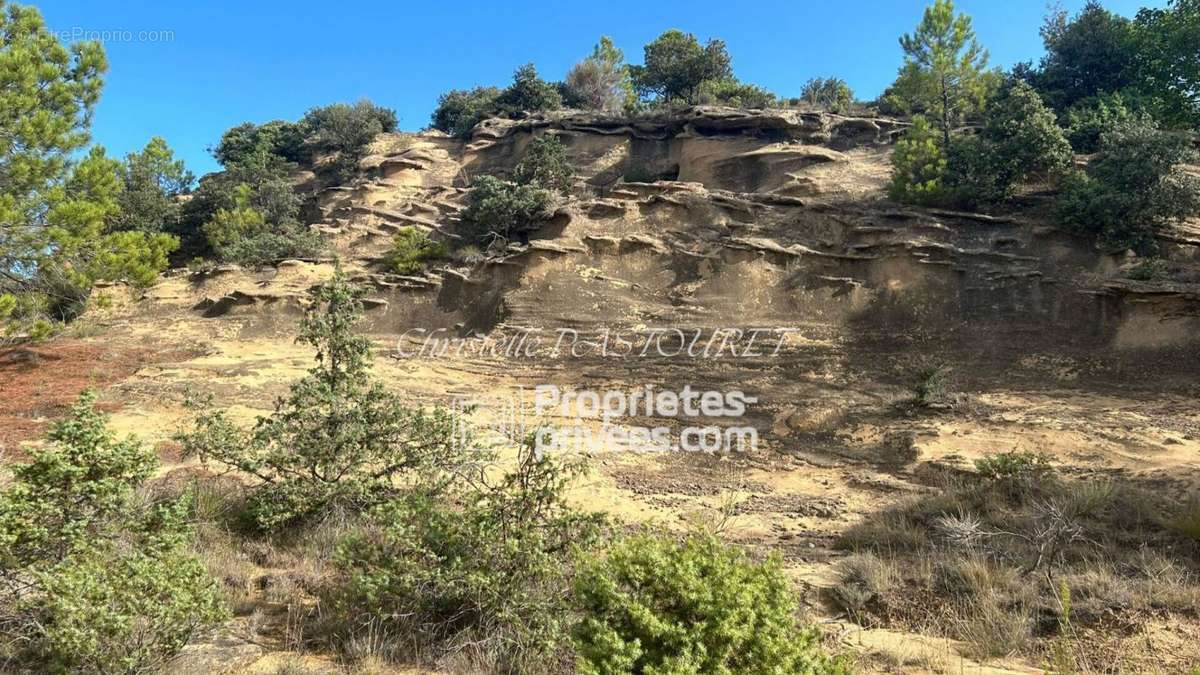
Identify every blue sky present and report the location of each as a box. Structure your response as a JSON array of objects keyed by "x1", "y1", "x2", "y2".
[{"x1": 34, "y1": 0, "x2": 1163, "y2": 176}]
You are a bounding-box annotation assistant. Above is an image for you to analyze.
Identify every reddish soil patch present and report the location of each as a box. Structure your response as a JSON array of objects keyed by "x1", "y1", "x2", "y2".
[{"x1": 0, "y1": 339, "x2": 198, "y2": 455}]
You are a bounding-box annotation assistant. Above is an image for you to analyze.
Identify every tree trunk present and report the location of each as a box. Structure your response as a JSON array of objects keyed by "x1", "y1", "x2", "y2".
[{"x1": 941, "y1": 74, "x2": 951, "y2": 147}]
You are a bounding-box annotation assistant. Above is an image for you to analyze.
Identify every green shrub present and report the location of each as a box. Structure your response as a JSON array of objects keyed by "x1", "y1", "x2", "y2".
[
  {"x1": 187, "y1": 152, "x2": 301, "y2": 230},
  {"x1": 943, "y1": 82, "x2": 1071, "y2": 208},
  {"x1": 300, "y1": 100, "x2": 397, "y2": 181},
  {"x1": 431, "y1": 65, "x2": 561, "y2": 138},
  {"x1": 974, "y1": 451, "x2": 1057, "y2": 502},
  {"x1": 31, "y1": 541, "x2": 226, "y2": 673},
  {"x1": 458, "y1": 175, "x2": 552, "y2": 248},
  {"x1": 695, "y1": 78, "x2": 777, "y2": 108},
  {"x1": 332, "y1": 439, "x2": 602, "y2": 671},
  {"x1": 198, "y1": 181, "x2": 323, "y2": 268},
  {"x1": 893, "y1": 84, "x2": 1072, "y2": 209},
  {"x1": 385, "y1": 227, "x2": 448, "y2": 275},
  {"x1": 220, "y1": 227, "x2": 325, "y2": 268},
  {"x1": 0, "y1": 391, "x2": 225, "y2": 672},
  {"x1": 113, "y1": 137, "x2": 195, "y2": 234},
  {"x1": 1063, "y1": 93, "x2": 1142, "y2": 152},
  {"x1": 198, "y1": 185, "x2": 261, "y2": 255},
  {"x1": 974, "y1": 451, "x2": 1054, "y2": 479},
  {"x1": 902, "y1": 356, "x2": 952, "y2": 407},
  {"x1": 495, "y1": 64, "x2": 563, "y2": 118},
  {"x1": 980, "y1": 81, "x2": 1072, "y2": 180},
  {"x1": 431, "y1": 86, "x2": 502, "y2": 138},
  {"x1": 573, "y1": 533, "x2": 843, "y2": 675},
  {"x1": 799, "y1": 77, "x2": 854, "y2": 113},
  {"x1": 888, "y1": 116, "x2": 948, "y2": 205},
  {"x1": 1054, "y1": 120, "x2": 1200, "y2": 254},
  {"x1": 178, "y1": 270, "x2": 475, "y2": 531},
  {"x1": 302, "y1": 100, "x2": 397, "y2": 152},
  {"x1": 213, "y1": 120, "x2": 309, "y2": 167},
  {"x1": 943, "y1": 136, "x2": 1012, "y2": 207},
  {"x1": 180, "y1": 147, "x2": 318, "y2": 265},
  {"x1": 0, "y1": 392, "x2": 155, "y2": 566},
  {"x1": 215, "y1": 102, "x2": 395, "y2": 176},
  {"x1": 514, "y1": 135, "x2": 574, "y2": 194}
]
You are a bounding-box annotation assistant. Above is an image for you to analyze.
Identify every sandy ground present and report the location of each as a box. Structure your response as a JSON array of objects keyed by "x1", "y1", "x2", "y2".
[{"x1": 6, "y1": 275, "x2": 1196, "y2": 673}]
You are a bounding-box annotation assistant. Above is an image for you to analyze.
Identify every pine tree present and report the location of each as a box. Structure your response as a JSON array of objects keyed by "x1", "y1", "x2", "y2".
[
  {"x1": 1, "y1": 3, "x2": 178, "y2": 333},
  {"x1": 0, "y1": 1, "x2": 107, "y2": 286},
  {"x1": 114, "y1": 137, "x2": 195, "y2": 234},
  {"x1": 179, "y1": 269, "x2": 476, "y2": 530},
  {"x1": 889, "y1": 0, "x2": 996, "y2": 145}
]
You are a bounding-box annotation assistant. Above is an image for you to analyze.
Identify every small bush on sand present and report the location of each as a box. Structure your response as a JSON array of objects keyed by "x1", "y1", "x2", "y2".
[
  {"x1": 898, "y1": 355, "x2": 952, "y2": 408},
  {"x1": 0, "y1": 392, "x2": 225, "y2": 672},
  {"x1": 974, "y1": 450, "x2": 1056, "y2": 500},
  {"x1": 828, "y1": 554, "x2": 899, "y2": 626},
  {"x1": 574, "y1": 533, "x2": 845, "y2": 674}
]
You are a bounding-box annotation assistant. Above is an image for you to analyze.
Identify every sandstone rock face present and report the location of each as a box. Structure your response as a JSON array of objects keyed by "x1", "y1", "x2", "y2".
[
  {"x1": 459, "y1": 106, "x2": 901, "y2": 198},
  {"x1": 197, "y1": 106, "x2": 1200, "y2": 374}
]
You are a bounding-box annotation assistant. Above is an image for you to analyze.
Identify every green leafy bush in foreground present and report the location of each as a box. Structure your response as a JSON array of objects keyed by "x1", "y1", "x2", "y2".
[
  {"x1": 573, "y1": 534, "x2": 844, "y2": 675},
  {"x1": 332, "y1": 439, "x2": 603, "y2": 672},
  {"x1": 0, "y1": 391, "x2": 225, "y2": 673},
  {"x1": 32, "y1": 542, "x2": 224, "y2": 673}
]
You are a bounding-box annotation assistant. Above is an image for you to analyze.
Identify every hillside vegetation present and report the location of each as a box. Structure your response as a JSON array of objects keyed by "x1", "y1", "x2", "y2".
[{"x1": 2, "y1": 1, "x2": 1200, "y2": 674}]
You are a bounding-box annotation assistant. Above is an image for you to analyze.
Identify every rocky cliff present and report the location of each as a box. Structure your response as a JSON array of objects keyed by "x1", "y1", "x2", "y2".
[{"x1": 271, "y1": 106, "x2": 1200, "y2": 378}]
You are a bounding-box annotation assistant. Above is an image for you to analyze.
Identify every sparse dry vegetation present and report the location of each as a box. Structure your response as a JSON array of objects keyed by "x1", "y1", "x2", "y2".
[{"x1": 831, "y1": 454, "x2": 1200, "y2": 669}]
